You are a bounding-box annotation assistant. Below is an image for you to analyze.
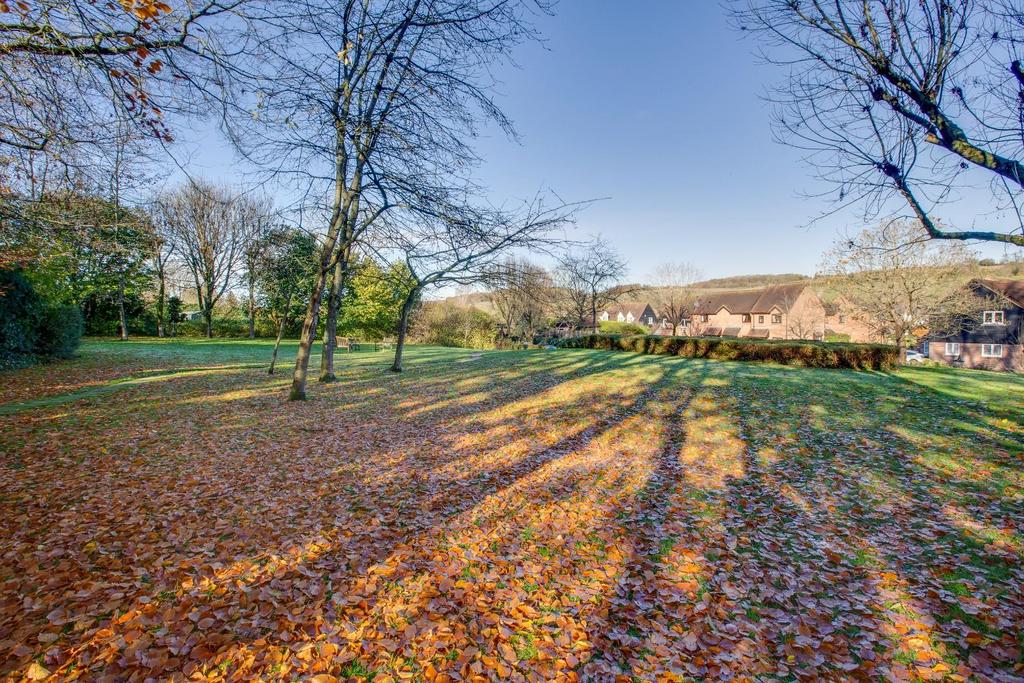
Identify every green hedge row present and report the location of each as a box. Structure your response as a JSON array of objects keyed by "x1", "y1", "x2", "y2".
[{"x1": 561, "y1": 334, "x2": 898, "y2": 370}]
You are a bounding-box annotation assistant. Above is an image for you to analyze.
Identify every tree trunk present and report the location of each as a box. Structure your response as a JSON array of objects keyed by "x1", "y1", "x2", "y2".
[
  {"x1": 117, "y1": 276, "x2": 128, "y2": 341},
  {"x1": 156, "y1": 275, "x2": 165, "y2": 338},
  {"x1": 248, "y1": 288, "x2": 256, "y2": 339},
  {"x1": 320, "y1": 254, "x2": 347, "y2": 383},
  {"x1": 204, "y1": 308, "x2": 213, "y2": 339},
  {"x1": 391, "y1": 289, "x2": 418, "y2": 373},
  {"x1": 270, "y1": 289, "x2": 294, "y2": 375},
  {"x1": 289, "y1": 269, "x2": 330, "y2": 400}
]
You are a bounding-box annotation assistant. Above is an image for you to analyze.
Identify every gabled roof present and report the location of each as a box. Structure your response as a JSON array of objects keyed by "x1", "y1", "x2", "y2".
[
  {"x1": 693, "y1": 284, "x2": 809, "y2": 315},
  {"x1": 975, "y1": 278, "x2": 1024, "y2": 308},
  {"x1": 603, "y1": 302, "x2": 655, "y2": 319}
]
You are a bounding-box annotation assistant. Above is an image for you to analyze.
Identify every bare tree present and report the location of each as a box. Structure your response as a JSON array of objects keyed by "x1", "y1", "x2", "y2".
[
  {"x1": 150, "y1": 228, "x2": 176, "y2": 338},
  {"x1": 237, "y1": 195, "x2": 275, "y2": 339},
  {"x1": 557, "y1": 238, "x2": 629, "y2": 334},
  {"x1": 821, "y1": 219, "x2": 980, "y2": 354},
  {"x1": 733, "y1": 0, "x2": 1024, "y2": 248},
  {"x1": 486, "y1": 257, "x2": 555, "y2": 345},
  {"x1": 381, "y1": 196, "x2": 575, "y2": 372},
  {"x1": 161, "y1": 179, "x2": 246, "y2": 338},
  {"x1": 649, "y1": 261, "x2": 703, "y2": 335},
  {"x1": 225, "y1": 0, "x2": 552, "y2": 399}
]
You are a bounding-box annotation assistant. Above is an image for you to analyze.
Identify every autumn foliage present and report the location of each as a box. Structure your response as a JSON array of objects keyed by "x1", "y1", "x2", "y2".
[{"x1": 0, "y1": 341, "x2": 1021, "y2": 681}]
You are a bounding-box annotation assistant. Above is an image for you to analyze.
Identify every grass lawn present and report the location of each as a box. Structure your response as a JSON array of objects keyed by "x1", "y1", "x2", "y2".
[{"x1": 1, "y1": 339, "x2": 1022, "y2": 681}]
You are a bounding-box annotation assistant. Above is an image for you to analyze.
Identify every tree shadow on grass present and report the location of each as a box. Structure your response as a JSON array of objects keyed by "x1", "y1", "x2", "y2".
[
  {"x1": 5, "y1": 349, "x2": 1018, "y2": 680},
  {"x1": 726, "y1": 369, "x2": 1024, "y2": 680},
  {"x1": 0, "y1": 347, "x2": 690, "y2": 679},
  {"x1": 571, "y1": 359, "x2": 902, "y2": 680}
]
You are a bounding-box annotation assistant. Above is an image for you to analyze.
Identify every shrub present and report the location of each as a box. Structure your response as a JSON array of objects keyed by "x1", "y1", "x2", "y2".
[
  {"x1": 0, "y1": 268, "x2": 41, "y2": 367},
  {"x1": 561, "y1": 334, "x2": 897, "y2": 370},
  {"x1": 81, "y1": 291, "x2": 157, "y2": 336},
  {"x1": 598, "y1": 320, "x2": 649, "y2": 335},
  {"x1": 175, "y1": 317, "x2": 277, "y2": 338},
  {"x1": 411, "y1": 303, "x2": 497, "y2": 349},
  {"x1": 0, "y1": 269, "x2": 83, "y2": 369},
  {"x1": 35, "y1": 304, "x2": 83, "y2": 358}
]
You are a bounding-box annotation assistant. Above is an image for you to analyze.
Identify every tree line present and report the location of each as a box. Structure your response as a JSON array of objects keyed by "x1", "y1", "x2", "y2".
[
  {"x1": 0, "y1": 0, "x2": 585, "y2": 393},
  {"x1": 3, "y1": 0, "x2": 1022, "y2": 382}
]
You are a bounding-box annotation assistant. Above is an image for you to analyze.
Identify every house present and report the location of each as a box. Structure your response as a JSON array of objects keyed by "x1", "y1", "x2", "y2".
[
  {"x1": 822, "y1": 295, "x2": 879, "y2": 343},
  {"x1": 688, "y1": 284, "x2": 871, "y2": 341},
  {"x1": 598, "y1": 303, "x2": 662, "y2": 328},
  {"x1": 926, "y1": 279, "x2": 1023, "y2": 372}
]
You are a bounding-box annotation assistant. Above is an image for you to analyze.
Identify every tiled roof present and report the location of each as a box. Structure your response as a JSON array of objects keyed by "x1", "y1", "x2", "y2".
[
  {"x1": 977, "y1": 278, "x2": 1024, "y2": 307},
  {"x1": 603, "y1": 303, "x2": 654, "y2": 319},
  {"x1": 693, "y1": 284, "x2": 809, "y2": 315}
]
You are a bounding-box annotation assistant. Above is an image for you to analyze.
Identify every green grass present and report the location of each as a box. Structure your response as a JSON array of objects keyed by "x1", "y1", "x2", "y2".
[{"x1": 1, "y1": 338, "x2": 1021, "y2": 681}]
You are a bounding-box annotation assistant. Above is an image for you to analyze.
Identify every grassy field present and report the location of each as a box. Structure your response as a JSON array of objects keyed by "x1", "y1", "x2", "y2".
[{"x1": 1, "y1": 339, "x2": 1022, "y2": 681}]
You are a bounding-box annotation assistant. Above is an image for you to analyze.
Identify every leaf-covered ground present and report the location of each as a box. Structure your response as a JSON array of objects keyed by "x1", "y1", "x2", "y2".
[{"x1": 1, "y1": 340, "x2": 1022, "y2": 682}]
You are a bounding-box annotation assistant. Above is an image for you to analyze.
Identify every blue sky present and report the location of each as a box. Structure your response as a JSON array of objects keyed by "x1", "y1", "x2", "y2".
[{"x1": 172, "y1": 1, "x2": 1017, "y2": 282}]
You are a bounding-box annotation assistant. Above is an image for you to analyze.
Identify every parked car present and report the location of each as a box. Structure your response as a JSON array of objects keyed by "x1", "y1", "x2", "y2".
[{"x1": 904, "y1": 350, "x2": 926, "y2": 363}]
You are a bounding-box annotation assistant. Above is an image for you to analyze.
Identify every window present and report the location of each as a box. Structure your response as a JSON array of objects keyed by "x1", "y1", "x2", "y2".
[
  {"x1": 838, "y1": 314, "x2": 846, "y2": 324},
  {"x1": 982, "y1": 344, "x2": 1004, "y2": 358},
  {"x1": 983, "y1": 310, "x2": 1005, "y2": 325},
  {"x1": 945, "y1": 343, "x2": 960, "y2": 357},
  {"x1": 757, "y1": 315, "x2": 765, "y2": 324},
  {"x1": 701, "y1": 314, "x2": 709, "y2": 323},
  {"x1": 772, "y1": 314, "x2": 782, "y2": 324},
  {"x1": 741, "y1": 314, "x2": 751, "y2": 323}
]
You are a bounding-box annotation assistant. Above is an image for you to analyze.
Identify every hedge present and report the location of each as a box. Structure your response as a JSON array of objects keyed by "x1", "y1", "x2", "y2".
[
  {"x1": 598, "y1": 321, "x2": 650, "y2": 336},
  {"x1": 560, "y1": 334, "x2": 898, "y2": 370},
  {"x1": 34, "y1": 304, "x2": 84, "y2": 359},
  {"x1": 1, "y1": 269, "x2": 83, "y2": 370}
]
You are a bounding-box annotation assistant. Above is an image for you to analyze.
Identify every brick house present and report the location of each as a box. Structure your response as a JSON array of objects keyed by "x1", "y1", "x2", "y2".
[
  {"x1": 687, "y1": 284, "x2": 873, "y2": 342},
  {"x1": 821, "y1": 295, "x2": 881, "y2": 343},
  {"x1": 926, "y1": 279, "x2": 1023, "y2": 372}
]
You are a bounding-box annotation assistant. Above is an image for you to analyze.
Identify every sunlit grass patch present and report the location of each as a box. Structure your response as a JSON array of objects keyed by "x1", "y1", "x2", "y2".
[{"x1": 1, "y1": 341, "x2": 1022, "y2": 681}]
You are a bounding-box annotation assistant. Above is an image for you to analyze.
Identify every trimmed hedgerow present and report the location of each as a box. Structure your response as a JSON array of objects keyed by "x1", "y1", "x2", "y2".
[{"x1": 560, "y1": 334, "x2": 898, "y2": 370}]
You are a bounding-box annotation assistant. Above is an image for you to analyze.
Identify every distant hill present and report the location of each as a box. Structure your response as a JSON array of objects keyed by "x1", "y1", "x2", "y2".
[
  {"x1": 979, "y1": 260, "x2": 1024, "y2": 279},
  {"x1": 431, "y1": 291, "x2": 497, "y2": 314},
  {"x1": 691, "y1": 273, "x2": 810, "y2": 290},
  {"x1": 431, "y1": 262, "x2": 1024, "y2": 312}
]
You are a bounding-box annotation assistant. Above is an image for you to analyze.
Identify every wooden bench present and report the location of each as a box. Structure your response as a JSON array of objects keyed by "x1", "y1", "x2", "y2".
[{"x1": 336, "y1": 337, "x2": 353, "y2": 352}]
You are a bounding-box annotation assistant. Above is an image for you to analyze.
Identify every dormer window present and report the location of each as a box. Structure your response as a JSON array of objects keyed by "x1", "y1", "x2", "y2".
[{"x1": 982, "y1": 310, "x2": 1005, "y2": 325}]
